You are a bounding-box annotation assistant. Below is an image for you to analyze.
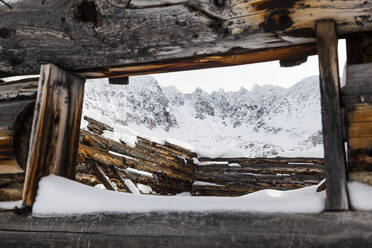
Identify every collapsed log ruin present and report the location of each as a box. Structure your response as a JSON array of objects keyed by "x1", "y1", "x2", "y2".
[{"x1": 0, "y1": 77, "x2": 326, "y2": 200}]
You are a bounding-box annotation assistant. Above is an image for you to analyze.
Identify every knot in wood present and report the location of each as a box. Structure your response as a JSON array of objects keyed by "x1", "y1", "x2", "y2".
[{"x1": 213, "y1": 0, "x2": 225, "y2": 7}]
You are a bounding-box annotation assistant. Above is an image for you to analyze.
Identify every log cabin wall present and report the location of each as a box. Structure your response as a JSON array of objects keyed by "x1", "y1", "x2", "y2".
[
  {"x1": 344, "y1": 33, "x2": 372, "y2": 185},
  {"x1": 0, "y1": 78, "x2": 38, "y2": 201}
]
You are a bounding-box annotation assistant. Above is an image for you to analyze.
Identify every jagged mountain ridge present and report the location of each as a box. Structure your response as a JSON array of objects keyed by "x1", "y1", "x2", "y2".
[{"x1": 83, "y1": 75, "x2": 323, "y2": 157}]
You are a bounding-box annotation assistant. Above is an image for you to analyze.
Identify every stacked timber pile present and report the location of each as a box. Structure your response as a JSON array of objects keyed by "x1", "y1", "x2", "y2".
[
  {"x1": 77, "y1": 116, "x2": 196, "y2": 194},
  {"x1": 192, "y1": 157, "x2": 325, "y2": 196}
]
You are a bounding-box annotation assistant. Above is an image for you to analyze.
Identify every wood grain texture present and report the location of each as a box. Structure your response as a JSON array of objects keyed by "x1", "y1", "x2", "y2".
[
  {"x1": 22, "y1": 64, "x2": 85, "y2": 206},
  {"x1": 195, "y1": 162, "x2": 325, "y2": 176},
  {"x1": 316, "y1": 20, "x2": 349, "y2": 210},
  {"x1": 344, "y1": 62, "x2": 372, "y2": 174},
  {"x1": 3, "y1": 211, "x2": 372, "y2": 247},
  {"x1": 93, "y1": 163, "x2": 117, "y2": 191},
  {"x1": 111, "y1": 165, "x2": 137, "y2": 194},
  {"x1": 0, "y1": 0, "x2": 371, "y2": 77}
]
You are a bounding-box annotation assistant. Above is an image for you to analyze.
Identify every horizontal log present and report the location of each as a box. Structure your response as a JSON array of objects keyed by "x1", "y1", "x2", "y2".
[
  {"x1": 78, "y1": 144, "x2": 128, "y2": 169},
  {"x1": 0, "y1": 185, "x2": 23, "y2": 201},
  {"x1": 0, "y1": 173, "x2": 24, "y2": 187},
  {"x1": 197, "y1": 157, "x2": 324, "y2": 164},
  {"x1": 3, "y1": 211, "x2": 372, "y2": 247},
  {"x1": 0, "y1": 160, "x2": 23, "y2": 174},
  {"x1": 0, "y1": 173, "x2": 24, "y2": 201},
  {"x1": 1, "y1": 0, "x2": 372, "y2": 78},
  {"x1": 194, "y1": 171, "x2": 323, "y2": 186},
  {"x1": 136, "y1": 137, "x2": 195, "y2": 159},
  {"x1": 135, "y1": 142, "x2": 193, "y2": 166},
  {"x1": 84, "y1": 116, "x2": 114, "y2": 135},
  {"x1": 0, "y1": 78, "x2": 38, "y2": 102},
  {"x1": 195, "y1": 163, "x2": 325, "y2": 176}
]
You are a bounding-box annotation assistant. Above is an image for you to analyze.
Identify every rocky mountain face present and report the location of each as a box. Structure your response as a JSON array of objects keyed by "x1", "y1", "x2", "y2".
[{"x1": 83, "y1": 75, "x2": 323, "y2": 158}]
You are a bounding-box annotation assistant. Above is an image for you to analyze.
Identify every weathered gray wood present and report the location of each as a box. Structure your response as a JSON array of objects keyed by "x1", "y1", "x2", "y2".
[
  {"x1": 2, "y1": 211, "x2": 372, "y2": 247},
  {"x1": 316, "y1": 20, "x2": 349, "y2": 211},
  {"x1": 111, "y1": 165, "x2": 134, "y2": 193},
  {"x1": 1, "y1": 0, "x2": 372, "y2": 78},
  {"x1": 195, "y1": 162, "x2": 325, "y2": 176},
  {"x1": 84, "y1": 115, "x2": 114, "y2": 135},
  {"x1": 194, "y1": 171, "x2": 322, "y2": 186},
  {"x1": 0, "y1": 78, "x2": 38, "y2": 102},
  {"x1": 343, "y1": 62, "x2": 372, "y2": 185},
  {"x1": 22, "y1": 64, "x2": 86, "y2": 206},
  {"x1": 94, "y1": 163, "x2": 117, "y2": 191}
]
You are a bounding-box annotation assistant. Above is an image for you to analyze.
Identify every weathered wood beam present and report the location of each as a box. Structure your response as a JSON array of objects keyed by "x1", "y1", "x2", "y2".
[
  {"x1": 84, "y1": 115, "x2": 114, "y2": 135},
  {"x1": 3, "y1": 211, "x2": 372, "y2": 247},
  {"x1": 195, "y1": 163, "x2": 325, "y2": 176},
  {"x1": 343, "y1": 62, "x2": 372, "y2": 186},
  {"x1": 110, "y1": 165, "x2": 140, "y2": 194},
  {"x1": 344, "y1": 34, "x2": 372, "y2": 187},
  {"x1": 316, "y1": 20, "x2": 349, "y2": 211},
  {"x1": 1, "y1": 0, "x2": 371, "y2": 77},
  {"x1": 22, "y1": 64, "x2": 85, "y2": 207},
  {"x1": 93, "y1": 163, "x2": 117, "y2": 191}
]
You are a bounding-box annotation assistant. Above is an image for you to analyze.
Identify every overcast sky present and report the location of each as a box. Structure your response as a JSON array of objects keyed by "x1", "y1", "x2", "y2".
[{"x1": 153, "y1": 40, "x2": 346, "y2": 93}]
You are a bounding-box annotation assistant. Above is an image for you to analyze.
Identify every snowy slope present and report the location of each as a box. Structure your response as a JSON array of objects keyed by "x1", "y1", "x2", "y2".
[{"x1": 83, "y1": 75, "x2": 323, "y2": 158}]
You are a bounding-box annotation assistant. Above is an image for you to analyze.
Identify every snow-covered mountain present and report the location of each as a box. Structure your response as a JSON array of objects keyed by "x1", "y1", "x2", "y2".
[{"x1": 83, "y1": 75, "x2": 323, "y2": 158}]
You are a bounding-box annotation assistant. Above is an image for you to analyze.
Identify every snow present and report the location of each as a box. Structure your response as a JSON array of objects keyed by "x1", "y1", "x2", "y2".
[
  {"x1": 109, "y1": 151, "x2": 135, "y2": 160},
  {"x1": 32, "y1": 175, "x2": 326, "y2": 217},
  {"x1": 348, "y1": 181, "x2": 372, "y2": 211},
  {"x1": 94, "y1": 184, "x2": 106, "y2": 190},
  {"x1": 229, "y1": 163, "x2": 241, "y2": 167},
  {"x1": 125, "y1": 168, "x2": 154, "y2": 178},
  {"x1": 102, "y1": 126, "x2": 138, "y2": 148},
  {"x1": 0, "y1": 200, "x2": 22, "y2": 210},
  {"x1": 192, "y1": 158, "x2": 228, "y2": 166},
  {"x1": 166, "y1": 137, "x2": 195, "y2": 152},
  {"x1": 137, "y1": 184, "x2": 153, "y2": 194},
  {"x1": 82, "y1": 75, "x2": 324, "y2": 158},
  {"x1": 124, "y1": 179, "x2": 140, "y2": 195},
  {"x1": 193, "y1": 181, "x2": 223, "y2": 187}
]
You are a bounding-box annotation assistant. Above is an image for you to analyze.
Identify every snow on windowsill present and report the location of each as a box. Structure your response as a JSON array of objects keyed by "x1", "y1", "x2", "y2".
[
  {"x1": 0, "y1": 200, "x2": 22, "y2": 210},
  {"x1": 32, "y1": 175, "x2": 326, "y2": 217},
  {"x1": 28, "y1": 175, "x2": 372, "y2": 217}
]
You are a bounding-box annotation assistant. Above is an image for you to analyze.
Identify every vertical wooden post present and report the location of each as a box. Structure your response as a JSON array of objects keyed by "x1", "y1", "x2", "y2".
[
  {"x1": 22, "y1": 64, "x2": 85, "y2": 207},
  {"x1": 316, "y1": 20, "x2": 349, "y2": 210}
]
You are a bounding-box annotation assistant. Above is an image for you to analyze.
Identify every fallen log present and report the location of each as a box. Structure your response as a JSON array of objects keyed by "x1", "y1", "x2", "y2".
[
  {"x1": 84, "y1": 116, "x2": 114, "y2": 135},
  {"x1": 135, "y1": 142, "x2": 193, "y2": 167},
  {"x1": 136, "y1": 137, "x2": 196, "y2": 160},
  {"x1": 78, "y1": 143, "x2": 193, "y2": 183},
  {"x1": 195, "y1": 163, "x2": 325, "y2": 176},
  {"x1": 194, "y1": 171, "x2": 322, "y2": 186},
  {"x1": 0, "y1": 173, "x2": 24, "y2": 201},
  {"x1": 80, "y1": 130, "x2": 194, "y2": 176},
  {"x1": 93, "y1": 164, "x2": 117, "y2": 191},
  {"x1": 111, "y1": 166, "x2": 140, "y2": 194}
]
